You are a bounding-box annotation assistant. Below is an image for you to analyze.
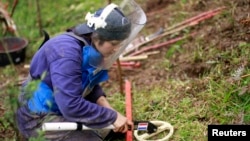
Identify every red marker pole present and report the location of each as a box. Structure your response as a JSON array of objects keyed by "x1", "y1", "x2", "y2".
[{"x1": 125, "y1": 79, "x2": 133, "y2": 141}]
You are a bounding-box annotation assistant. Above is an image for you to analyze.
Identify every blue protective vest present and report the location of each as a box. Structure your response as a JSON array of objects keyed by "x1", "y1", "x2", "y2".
[{"x1": 27, "y1": 46, "x2": 109, "y2": 114}]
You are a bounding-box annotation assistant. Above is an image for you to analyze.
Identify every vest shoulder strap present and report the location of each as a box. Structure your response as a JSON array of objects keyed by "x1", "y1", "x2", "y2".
[{"x1": 64, "y1": 32, "x2": 90, "y2": 46}]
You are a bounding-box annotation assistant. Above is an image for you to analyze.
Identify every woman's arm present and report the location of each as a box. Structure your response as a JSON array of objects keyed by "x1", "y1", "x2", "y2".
[{"x1": 96, "y1": 95, "x2": 114, "y2": 110}]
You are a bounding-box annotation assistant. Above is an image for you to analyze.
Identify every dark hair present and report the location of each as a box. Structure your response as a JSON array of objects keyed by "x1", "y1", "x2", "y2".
[{"x1": 91, "y1": 32, "x2": 105, "y2": 46}]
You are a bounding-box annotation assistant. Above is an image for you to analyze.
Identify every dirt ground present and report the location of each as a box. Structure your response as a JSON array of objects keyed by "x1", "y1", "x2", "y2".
[
  {"x1": 106, "y1": 0, "x2": 250, "y2": 93},
  {"x1": 1, "y1": 0, "x2": 250, "y2": 139}
]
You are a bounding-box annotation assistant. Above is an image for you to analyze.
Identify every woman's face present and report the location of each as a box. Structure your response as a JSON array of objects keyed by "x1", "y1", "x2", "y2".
[
  {"x1": 90, "y1": 36, "x2": 123, "y2": 69},
  {"x1": 94, "y1": 40, "x2": 120, "y2": 57}
]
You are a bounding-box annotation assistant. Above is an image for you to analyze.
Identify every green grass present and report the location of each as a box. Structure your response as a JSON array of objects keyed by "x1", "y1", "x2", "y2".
[{"x1": 2, "y1": 0, "x2": 104, "y2": 59}]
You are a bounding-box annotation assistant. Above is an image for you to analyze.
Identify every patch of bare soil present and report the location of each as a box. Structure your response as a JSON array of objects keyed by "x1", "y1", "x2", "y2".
[
  {"x1": 106, "y1": 0, "x2": 250, "y2": 93},
  {"x1": 1, "y1": 0, "x2": 250, "y2": 139}
]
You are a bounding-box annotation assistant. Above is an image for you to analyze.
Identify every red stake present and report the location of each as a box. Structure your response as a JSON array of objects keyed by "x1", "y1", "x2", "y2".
[{"x1": 125, "y1": 79, "x2": 133, "y2": 141}]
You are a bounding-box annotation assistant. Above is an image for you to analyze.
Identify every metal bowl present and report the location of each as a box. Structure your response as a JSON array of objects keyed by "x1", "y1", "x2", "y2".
[{"x1": 0, "y1": 37, "x2": 28, "y2": 66}]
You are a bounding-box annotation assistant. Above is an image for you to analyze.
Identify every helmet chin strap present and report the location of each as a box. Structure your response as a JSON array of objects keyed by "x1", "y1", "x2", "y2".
[{"x1": 85, "y1": 3, "x2": 118, "y2": 30}]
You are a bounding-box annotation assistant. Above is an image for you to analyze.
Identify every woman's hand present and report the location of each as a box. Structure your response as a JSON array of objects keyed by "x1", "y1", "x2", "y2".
[
  {"x1": 113, "y1": 112, "x2": 134, "y2": 133},
  {"x1": 97, "y1": 96, "x2": 134, "y2": 133}
]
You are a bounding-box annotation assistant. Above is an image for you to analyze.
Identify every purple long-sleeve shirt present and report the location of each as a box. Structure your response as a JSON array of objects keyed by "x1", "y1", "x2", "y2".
[{"x1": 23, "y1": 33, "x2": 117, "y2": 128}]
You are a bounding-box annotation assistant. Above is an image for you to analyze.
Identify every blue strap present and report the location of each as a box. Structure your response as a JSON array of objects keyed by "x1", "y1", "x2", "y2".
[{"x1": 27, "y1": 82, "x2": 60, "y2": 114}]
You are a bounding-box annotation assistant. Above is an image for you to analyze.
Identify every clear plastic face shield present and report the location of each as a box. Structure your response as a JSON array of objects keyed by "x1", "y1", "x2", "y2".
[{"x1": 85, "y1": 0, "x2": 147, "y2": 70}]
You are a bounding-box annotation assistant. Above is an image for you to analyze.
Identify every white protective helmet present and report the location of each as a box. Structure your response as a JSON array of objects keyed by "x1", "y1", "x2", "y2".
[{"x1": 76, "y1": 0, "x2": 147, "y2": 70}]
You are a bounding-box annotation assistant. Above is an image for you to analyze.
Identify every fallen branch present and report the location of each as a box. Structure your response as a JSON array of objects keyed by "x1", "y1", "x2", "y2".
[
  {"x1": 241, "y1": 74, "x2": 250, "y2": 78},
  {"x1": 119, "y1": 51, "x2": 160, "y2": 62},
  {"x1": 141, "y1": 50, "x2": 160, "y2": 56},
  {"x1": 112, "y1": 62, "x2": 141, "y2": 71},
  {"x1": 113, "y1": 61, "x2": 141, "y2": 68},
  {"x1": 119, "y1": 55, "x2": 148, "y2": 61},
  {"x1": 123, "y1": 6, "x2": 226, "y2": 56},
  {"x1": 165, "y1": 6, "x2": 226, "y2": 32},
  {"x1": 129, "y1": 32, "x2": 196, "y2": 56}
]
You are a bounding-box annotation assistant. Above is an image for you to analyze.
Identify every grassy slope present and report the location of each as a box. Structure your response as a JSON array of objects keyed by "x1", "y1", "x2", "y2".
[
  {"x1": 106, "y1": 0, "x2": 250, "y2": 141},
  {"x1": 1, "y1": 0, "x2": 250, "y2": 141}
]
